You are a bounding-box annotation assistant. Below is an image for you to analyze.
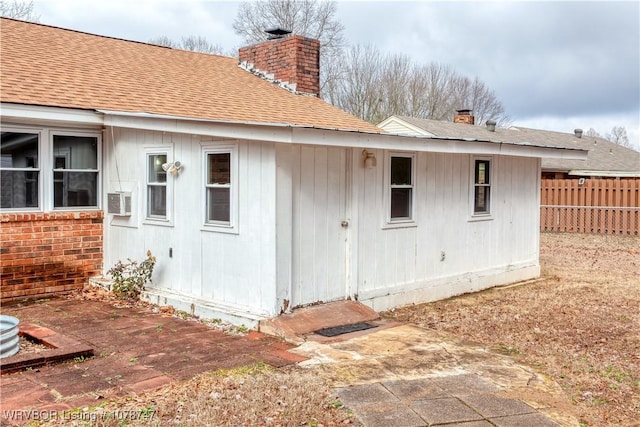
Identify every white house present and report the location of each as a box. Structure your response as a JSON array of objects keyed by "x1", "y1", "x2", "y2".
[{"x1": 0, "y1": 19, "x2": 587, "y2": 326}]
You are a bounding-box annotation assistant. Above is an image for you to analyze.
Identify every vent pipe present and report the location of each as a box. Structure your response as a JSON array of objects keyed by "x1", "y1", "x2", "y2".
[
  {"x1": 486, "y1": 119, "x2": 497, "y2": 132},
  {"x1": 574, "y1": 128, "x2": 583, "y2": 138}
]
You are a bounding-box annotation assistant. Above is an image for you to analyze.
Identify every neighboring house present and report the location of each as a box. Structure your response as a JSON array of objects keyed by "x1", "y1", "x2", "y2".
[
  {"x1": 379, "y1": 113, "x2": 640, "y2": 235},
  {"x1": 378, "y1": 113, "x2": 640, "y2": 178},
  {"x1": 0, "y1": 19, "x2": 587, "y2": 325}
]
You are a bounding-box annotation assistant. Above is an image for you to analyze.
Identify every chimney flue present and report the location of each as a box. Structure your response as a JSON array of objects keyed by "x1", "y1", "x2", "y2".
[
  {"x1": 574, "y1": 128, "x2": 583, "y2": 138},
  {"x1": 486, "y1": 119, "x2": 496, "y2": 132},
  {"x1": 454, "y1": 109, "x2": 475, "y2": 125},
  {"x1": 265, "y1": 27, "x2": 292, "y2": 40}
]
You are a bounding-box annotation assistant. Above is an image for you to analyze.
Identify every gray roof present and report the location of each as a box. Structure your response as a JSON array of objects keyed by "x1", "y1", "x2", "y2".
[{"x1": 388, "y1": 116, "x2": 640, "y2": 176}]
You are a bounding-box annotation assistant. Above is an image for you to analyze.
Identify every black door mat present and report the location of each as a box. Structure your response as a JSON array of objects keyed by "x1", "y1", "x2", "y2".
[{"x1": 314, "y1": 322, "x2": 378, "y2": 337}]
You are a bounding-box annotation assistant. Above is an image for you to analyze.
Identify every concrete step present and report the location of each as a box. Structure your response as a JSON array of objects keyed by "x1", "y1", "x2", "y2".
[{"x1": 259, "y1": 300, "x2": 380, "y2": 344}]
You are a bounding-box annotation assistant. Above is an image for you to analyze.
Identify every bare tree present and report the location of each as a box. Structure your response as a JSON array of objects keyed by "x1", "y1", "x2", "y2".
[
  {"x1": 233, "y1": 0, "x2": 345, "y2": 95},
  {"x1": 606, "y1": 126, "x2": 632, "y2": 148},
  {"x1": 148, "y1": 36, "x2": 176, "y2": 48},
  {"x1": 328, "y1": 44, "x2": 510, "y2": 125},
  {"x1": 326, "y1": 44, "x2": 385, "y2": 123},
  {"x1": 0, "y1": 0, "x2": 39, "y2": 21},
  {"x1": 585, "y1": 128, "x2": 602, "y2": 138},
  {"x1": 148, "y1": 35, "x2": 225, "y2": 55},
  {"x1": 180, "y1": 36, "x2": 224, "y2": 54}
]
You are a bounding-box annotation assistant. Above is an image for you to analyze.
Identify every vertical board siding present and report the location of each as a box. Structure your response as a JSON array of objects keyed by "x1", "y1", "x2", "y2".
[
  {"x1": 291, "y1": 146, "x2": 347, "y2": 307},
  {"x1": 540, "y1": 178, "x2": 640, "y2": 235},
  {"x1": 103, "y1": 129, "x2": 278, "y2": 316},
  {"x1": 357, "y1": 153, "x2": 540, "y2": 296}
]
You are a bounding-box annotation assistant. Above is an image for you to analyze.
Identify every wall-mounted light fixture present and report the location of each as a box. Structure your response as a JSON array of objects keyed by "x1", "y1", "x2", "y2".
[
  {"x1": 162, "y1": 161, "x2": 183, "y2": 176},
  {"x1": 362, "y1": 149, "x2": 377, "y2": 169}
]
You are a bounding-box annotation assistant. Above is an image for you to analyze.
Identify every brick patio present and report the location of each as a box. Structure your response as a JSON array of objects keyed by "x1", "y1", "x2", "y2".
[{"x1": 0, "y1": 298, "x2": 305, "y2": 424}]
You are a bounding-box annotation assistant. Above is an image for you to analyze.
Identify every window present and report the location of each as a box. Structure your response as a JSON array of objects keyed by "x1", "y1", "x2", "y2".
[
  {"x1": 473, "y1": 159, "x2": 491, "y2": 215},
  {"x1": 1, "y1": 131, "x2": 40, "y2": 209},
  {"x1": 146, "y1": 153, "x2": 167, "y2": 218},
  {"x1": 52, "y1": 134, "x2": 99, "y2": 208},
  {"x1": 205, "y1": 151, "x2": 232, "y2": 225},
  {"x1": 389, "y1": 154, "x2": 414, "y2": 222},
  {"x1": 1, "y1": 129, "x2": 100, "y2": 211}
]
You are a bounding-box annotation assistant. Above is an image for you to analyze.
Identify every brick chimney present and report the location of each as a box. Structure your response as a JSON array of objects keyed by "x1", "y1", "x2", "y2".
[
  {"x1": 454, "y1": 109, "x2": 475, "y2": 125},
  {"x1": 238, "y1": 29, "x2": 320, "y2": 96}
]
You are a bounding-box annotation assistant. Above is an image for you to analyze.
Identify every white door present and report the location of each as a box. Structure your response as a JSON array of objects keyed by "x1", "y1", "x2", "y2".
[{"x1": 291, "y1": 146, "x2": 349, "y2": 307}]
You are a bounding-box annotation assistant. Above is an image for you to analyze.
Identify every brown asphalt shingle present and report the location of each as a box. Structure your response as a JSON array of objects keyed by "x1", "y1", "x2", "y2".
[
  {"x1": 1, "y1": 18, "x2": 380, "y2": 133},
  {"x1": 391, "y1": 116, "x2": 640, "y2": 173}
]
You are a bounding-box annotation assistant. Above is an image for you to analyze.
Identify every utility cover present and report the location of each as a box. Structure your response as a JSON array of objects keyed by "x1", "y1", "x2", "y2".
[{"x1": 314, "y1": 322, "x2": 377, "y2": 337}]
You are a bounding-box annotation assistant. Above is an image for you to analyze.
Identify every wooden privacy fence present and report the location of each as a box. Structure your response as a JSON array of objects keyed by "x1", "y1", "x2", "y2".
[{"x1": 540, "y1": 178, "x2": 640, "y2": 235}]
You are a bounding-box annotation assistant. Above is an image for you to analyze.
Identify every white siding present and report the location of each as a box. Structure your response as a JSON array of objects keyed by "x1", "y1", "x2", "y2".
[
  {"x1": 103, "y1": 127, "x2": 542, "y2": 322},
  {"x1": 378, "y1": 118, "x2": 432, "y2": 136},
  {"x1": 288, "y1": 145, "x2": 349, "y2": 307},
  {"x1": 353, "y1": 150, "x2": 540, "y2": 309},
  {"x1": 103, "y1": 128, "x2": 278, "y2": 319}
]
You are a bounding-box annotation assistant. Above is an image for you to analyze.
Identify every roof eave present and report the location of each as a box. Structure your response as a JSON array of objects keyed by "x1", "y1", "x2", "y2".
[
  {"x1": 1, "y1": 104, "x2": 587, "y2": 160},
  {"x1": 100, "y1": 110, "x2": 586, "y2": 159},
  {"x1": 1, "y1": 102, "x2": 104, "y2": 126}
]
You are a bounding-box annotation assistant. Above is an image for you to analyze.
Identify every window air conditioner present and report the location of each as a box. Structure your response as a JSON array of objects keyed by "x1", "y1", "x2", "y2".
[{"x1": 107, "y1": 192, "x2": 132, "y2": 216}]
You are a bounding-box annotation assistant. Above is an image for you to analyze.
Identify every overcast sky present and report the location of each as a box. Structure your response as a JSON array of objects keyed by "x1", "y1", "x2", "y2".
[{"x1": 31, "y1": 0, "x2": 640, "y2": 148}]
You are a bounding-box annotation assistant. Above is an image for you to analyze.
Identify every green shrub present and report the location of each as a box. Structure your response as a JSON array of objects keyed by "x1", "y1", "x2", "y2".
[{"x1": 107, "y1": 250, "x2": 156, "y2": 299}]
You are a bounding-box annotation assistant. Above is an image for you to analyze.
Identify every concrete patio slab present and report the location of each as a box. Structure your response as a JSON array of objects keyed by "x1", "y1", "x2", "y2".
[
  {"x1": 290, "y1": 322, "x2": 580, "y2": 426},
  {"x1": 461, "y1": 393, "x2": 537, "y2": 418},
  {"x1": 410, "y1": 397, "x2": 484, "y2": 424},
  {"x1": 490, "y1": 412, "x2": 562, "y2": 427},
  {"x1": 354, "y1": 404, "x2": 426, "y2": 427}
]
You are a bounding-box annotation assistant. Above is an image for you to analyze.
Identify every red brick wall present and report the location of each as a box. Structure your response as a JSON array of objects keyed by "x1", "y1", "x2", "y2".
[
  {"x1": 239, "y1": 35, "x2": 320, "y2": 96},
  {"x1": 1, "y1": 211, "x2": 103, "y2": 303},
  {"x1": 453, "y1": 113, "x2": 475, "y2": 125}
]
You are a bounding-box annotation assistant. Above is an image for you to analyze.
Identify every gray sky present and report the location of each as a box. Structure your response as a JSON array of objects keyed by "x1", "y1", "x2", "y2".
[{"x1": 31, "y1": 0, "x2": 640, "y2": 147}]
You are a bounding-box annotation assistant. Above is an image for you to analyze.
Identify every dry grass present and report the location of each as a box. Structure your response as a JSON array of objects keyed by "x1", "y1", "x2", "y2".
[
  {"x1": 37, "y1": 363, "x2": 357, "y2": 426},
  {"x1": 384, "y1": 232, "x2": 640, "y2": 427}
]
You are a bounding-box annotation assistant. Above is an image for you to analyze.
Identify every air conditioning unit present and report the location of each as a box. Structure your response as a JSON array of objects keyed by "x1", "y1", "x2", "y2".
[{"x1": 107, "y1": 192, "x2": 132, "y2": 216}]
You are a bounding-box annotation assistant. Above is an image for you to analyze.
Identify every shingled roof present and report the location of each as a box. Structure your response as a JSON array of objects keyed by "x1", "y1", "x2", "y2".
[
  {"x1": 0, "y1": 18, "x2": 380, "y2": 133},
  {"x1": 384, "y1": 116, "x2": 640, "y2": 176}
]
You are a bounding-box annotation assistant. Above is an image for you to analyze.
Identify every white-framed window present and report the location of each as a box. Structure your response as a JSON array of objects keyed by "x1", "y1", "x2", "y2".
[
  {"x1": 203, "y1": 145, "x2": 237, "y2": 231},
  {"x1": 146, "y1": 152, "x2": 168, "y2": 220},
  {"x1": 52, "y1": 133, "x2": 100, "y2": 209},
  {"x1": 0, "y1": 129, "x2": 41, "y2": 210},
  {"x1": 471, "y1": 157, "x2": 492, "y2": 217},
  {"x1": 385, "y1": 152, "x2": 416, "y2": 226}
]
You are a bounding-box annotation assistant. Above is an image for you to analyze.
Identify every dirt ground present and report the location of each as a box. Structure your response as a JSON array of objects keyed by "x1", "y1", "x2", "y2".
[{"x1": 385, "y1": 232, "x2": 640, "y2": 427}]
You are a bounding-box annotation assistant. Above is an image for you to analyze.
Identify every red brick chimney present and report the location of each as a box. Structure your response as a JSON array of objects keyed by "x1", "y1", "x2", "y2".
[
  {"x1": 238, "y1": 29, "x2": 320, "y2": 97},
  {"x1": 454, "y1": 109, "x2": 475, "y2": 125}
]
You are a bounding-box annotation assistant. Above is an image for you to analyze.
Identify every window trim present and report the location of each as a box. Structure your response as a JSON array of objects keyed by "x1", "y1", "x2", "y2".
[
  {"x1": 383, "y1": 151, "x2": 417, "y2": 229},
  {"x1": 143, "y1": 148, "x2": 173, "y2": 226},
  {"x1": 50, "y1": 130, "x2": 101, "y2": 211},
  {"x1": 469, "y1": 156, "x2": 494, "y2": 221},
  {"x1": 0, "y1": 127, "x2": 42, "y2": 212},
  {"x1": 202, "y1": 144, "x2": 238, "y2": 233}
]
